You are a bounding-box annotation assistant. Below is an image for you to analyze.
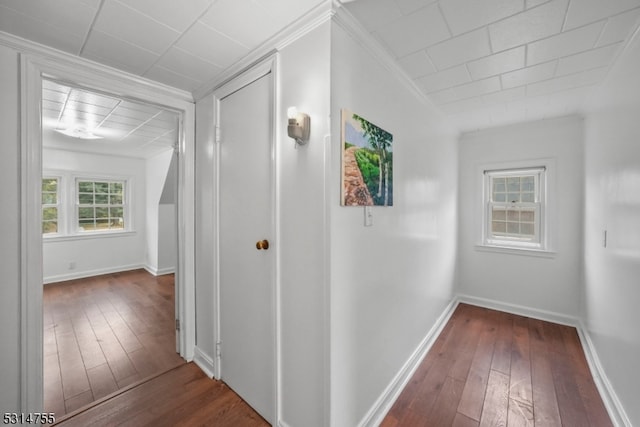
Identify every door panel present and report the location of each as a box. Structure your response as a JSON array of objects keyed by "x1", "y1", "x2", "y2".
[{"x1": 218, "y1": 71, "x2": 274, "y2": 424}]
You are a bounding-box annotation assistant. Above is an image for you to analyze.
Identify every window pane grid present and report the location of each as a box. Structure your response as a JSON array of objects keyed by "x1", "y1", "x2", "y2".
[
  {"x1": 42, "y1": 178, "x2": 59, "y2": 234},
  {"x1": 77, "y1": 180, "x2": 125, "y2": 232}
]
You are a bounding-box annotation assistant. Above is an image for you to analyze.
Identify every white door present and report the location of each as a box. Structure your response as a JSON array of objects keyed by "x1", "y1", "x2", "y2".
[{"x1": 218, "y1": 70, "x2": 275, "y2": 424}]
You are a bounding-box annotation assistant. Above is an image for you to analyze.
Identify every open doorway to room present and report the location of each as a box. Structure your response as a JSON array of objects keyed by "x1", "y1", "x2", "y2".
[{"x1": 40, "y1": 79, "x2": 184, "y2": 416}]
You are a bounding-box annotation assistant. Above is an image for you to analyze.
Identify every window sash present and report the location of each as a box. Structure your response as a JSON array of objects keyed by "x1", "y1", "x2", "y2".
[
  {"x1": 76, "y1": 179, "x2": 126, "y2": 232},
  {"x1": 484, "y1": 168, "x2": 545, "y2": 248}
]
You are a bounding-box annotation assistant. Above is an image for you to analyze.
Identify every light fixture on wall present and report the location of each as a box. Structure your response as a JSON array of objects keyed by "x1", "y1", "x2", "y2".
[{"x1": 287, "y1": 107, "x2": 310, "y2": 145}]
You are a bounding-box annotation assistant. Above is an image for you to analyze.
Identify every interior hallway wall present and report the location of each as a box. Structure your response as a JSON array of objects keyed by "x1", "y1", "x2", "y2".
[
  {"x1": 329, "y1": 21, "x2": 459, "y2": 427},
  {"x1": 457, "y1": 116, "x2": 584, "y2": 318},
  {"x1": 583, "y1": 30, "x2": 640, "y2": 426}
]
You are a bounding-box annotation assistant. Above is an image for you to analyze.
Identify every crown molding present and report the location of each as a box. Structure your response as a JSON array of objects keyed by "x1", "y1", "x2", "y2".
[
  {"x1": 0, "y1": 30, "x2": 194, "y2": 104},
  {"x1": 192, "y1": 1, "x2": 335, "y2": 101}
]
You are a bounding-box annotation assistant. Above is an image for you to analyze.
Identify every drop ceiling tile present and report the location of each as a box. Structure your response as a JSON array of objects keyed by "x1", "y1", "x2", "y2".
[
  {"x1": 416, "y1": 65, "x2": 470, "y2": 93},
  {"x1": 341, "y1": 0, "x2": 403, "y2": 31},
  {"x1": 526, "y1": 0, "x2": 551, "y2": 9},
  {"x1": 555, "y1": 43, "x2": 620, "y2": 75},
  {"x1": 155, "y1": 47, "x2": 223, "y2": 83},
  {"x1": 526, "y1": 66, "x2": 608, "y2": 96},
  {"x1": 501, "y1": 60, "x2": 557, "y2": 88},
  {"x1": 397, "y1": 51, "x2": 437, "y2": 78},
  {"x1": 117, "y1": 101, "x2": 160, "y2": 115},
  {"x1": 439, "y1": 0, "x2": 524, "y2": 35},
  {"x1": 93, "y1": 0, "x2": 181, "y2": 55},
  {"x1": 483, "y1": 86, "x2": 527, "y2": 105},
  {"x1": 467, "y1": 46, "x2": 525, "y2": 80},
  {"x1": 259, "y1": 0, "x2": 325, "y2": 25},
  {"x1": 143, "y1": 66, "x2": 203, "y2": 92},
  {"x1": 597, "y1": 8, "x2": 640, "y2": 46},
  {"x1": 440, "y1": 97, "x2": 486, "y2": 114},
  {"x1": 489, "y1": 0, "x2": 569, "y2": 52},
  {"x1": 199, "y1": 0, "x2": 282, "y2": 48},
  {"x1": 526, "y1": 21, "x2": 605, "y2": 65},
  {"x1": 427, "y1": 28, "x2": 491, "y2": 70},
  {"x1": 427, "y1": 88, "x2": 458, "y2": 105},
  {"x1": 375, "y1": 3, "x2": 450, "y2": 58},
  {"x1": 395, "y1": 0, "x2": 437, "y2": 15},
  {"x1": 0, "y1": 0, "x2": 98, "y2": 37},
  {"x1": 564, "y1": 0, "x2": 640, "y2": 30},
  {"x1": 82, "y1": 30, "x2": 160, "y2": 75},
  {"x1": 65, "y1": 101, "x2": 114, "y2": 116},
  {"x1": 176, "y1": 21, "x2": 249, "y2": 68},
  {"x1": 121, "y1": 0, "x2": 212, "y2": 32},
  {"x1": 0, "y1": 5, "x2": 85, "y2": 54},
  {"x1": 453, "y1": 76, "x2": 501, "y2": 100}
]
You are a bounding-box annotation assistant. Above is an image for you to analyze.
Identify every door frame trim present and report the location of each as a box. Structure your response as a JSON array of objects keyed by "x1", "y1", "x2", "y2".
[
  {"x1": 212, "y1": 54, "x2": 280, "y2": 423},
  {"x1": 19, "y1": 52, "x2": 196, "y2": 412}
]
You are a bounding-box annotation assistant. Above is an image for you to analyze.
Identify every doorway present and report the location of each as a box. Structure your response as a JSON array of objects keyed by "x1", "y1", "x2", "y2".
[
  {"x1": 215, "y1": 63, "x2": 276, "y2": 423},
  {"x1": 20, "y1": 56, "x2": 196, "y2": 413},
  {"x1": 40, "y1": 78, "x2": 184, "y2": 415}
]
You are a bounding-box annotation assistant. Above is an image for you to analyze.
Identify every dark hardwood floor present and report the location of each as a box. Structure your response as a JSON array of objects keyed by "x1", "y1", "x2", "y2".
[
  {"x1": 48, "y1": 295, "x2": 612, "y2": 426},
  {"x1": 44, "y1": 269, "x2": 185, "y2": 418},
  {"x1": 381, "y1": 303, "x2": 613, "y2": 427}
]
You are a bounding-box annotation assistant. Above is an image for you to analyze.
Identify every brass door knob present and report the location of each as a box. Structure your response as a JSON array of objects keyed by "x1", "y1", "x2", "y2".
[{"x1": 256, "y1": 239, "x2": 269, "y2": 250}]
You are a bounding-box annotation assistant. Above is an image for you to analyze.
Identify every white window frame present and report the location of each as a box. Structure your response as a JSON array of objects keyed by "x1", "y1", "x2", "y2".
[
  {"x1": 75, "y1": 177, "x2": 128, "y2": 234},
  {"x1": 42, "y1": 170, "x2": 134, "y2": 240},
  {"x1": 478, "y1": 160, "x2": 554, "y2": 254}
]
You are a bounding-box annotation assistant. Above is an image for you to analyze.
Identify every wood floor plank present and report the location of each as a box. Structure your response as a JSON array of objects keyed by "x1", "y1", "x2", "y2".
[
  {"x1": 382, "y1": 304, "x2": 612, "y2": 427},
  {"x1": 478, "y1": 369, "x2": 509, "y2": 427},
  {"x1": 44, "y1": 270, "x2": 183, "y2": 418},
  {"x1": 425, "y1": 376, "x2": 465, "y2": 426}
]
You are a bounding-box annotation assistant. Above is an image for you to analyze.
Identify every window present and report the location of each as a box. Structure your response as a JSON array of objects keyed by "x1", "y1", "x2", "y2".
[
  {"x1": 484, "y1": 167, "x2": 545, "y2": 250},
  {"x1": 42, "y1": 178, "x2": 59, "y2": 234},
  {"x1": 77, "y1": 180, "x2": 126, "y2": 232}
]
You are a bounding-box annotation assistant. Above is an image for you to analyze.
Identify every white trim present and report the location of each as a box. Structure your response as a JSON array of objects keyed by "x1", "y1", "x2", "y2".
[
  {"x1": 577, "y1": 322, "x2": 632, "y2": 427},
  {"x1": 144, "y1": 266, "x2": 176, "y2": 277},
  {"x1": 193, "y1": 346, "x2": 216, "y2": 379},
  {"x1": 212, "y1": 55, "x2": 279, "y2": 424},
  {"x1": 457, "y1": 294, "x2": 579, "y2": 326},
  {"x1": 193, "y1": 2, "x2": 333, "y2": 101},
  {"x1": 19, "y1": 51, "x2": 196, "y2": 413},
  {"x1": 43, "y1": 264, "x2": 145, "y2": 285},
  {"x1": 358, "y1": 299, "x2": 459, "y2": 427}
]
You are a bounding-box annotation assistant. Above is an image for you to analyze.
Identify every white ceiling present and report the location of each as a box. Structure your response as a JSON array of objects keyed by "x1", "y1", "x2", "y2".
[
  {"x1": 42, "y1": 79, "x2": 179, "y2": 158},
  {"x1": 343, "y1": 0, "x2": 640, "y2": 131},
  {"x1": 1, "y1": 0, "x2": 640, "y2": 133}
]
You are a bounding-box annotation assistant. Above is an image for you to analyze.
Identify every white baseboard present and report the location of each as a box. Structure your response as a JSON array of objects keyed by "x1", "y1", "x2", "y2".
[
  {"x1": 144, "y1": 265, "x2": 176, "y2": 276},
  {"x1": 576, "y1": 321, "x2": 631, "y2": 427},
  {"x1": 43, "y1": 263, "x2": 144, "y2": 284},
  {"x1": 358, "y1": 298, "x2": 459, "y2": 427},
  {"x1": 456, "y1": 293, "x2": 580, "y2": 327},
  {"x1": 193, "y1": 346, "x2": 215, "y2": 379}
]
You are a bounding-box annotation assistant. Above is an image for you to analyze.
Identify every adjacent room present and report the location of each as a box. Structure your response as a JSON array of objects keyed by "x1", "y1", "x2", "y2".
[{"x1": 1, "y1": 1, "x2": 639, "y2": 426}]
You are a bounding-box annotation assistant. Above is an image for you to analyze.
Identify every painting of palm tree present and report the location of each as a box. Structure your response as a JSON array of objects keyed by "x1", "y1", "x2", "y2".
[{"x1": 341, "y1": 109, "x2": 393, "y2": 206}]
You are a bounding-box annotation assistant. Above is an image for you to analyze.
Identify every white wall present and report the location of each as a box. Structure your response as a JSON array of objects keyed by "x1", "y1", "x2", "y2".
[
  {"x1": 458, "y1": 116, "x2": 584, "y2": 319},
  {"x1": 583, "y1": 32, "x2": 640, "y2": 426},
  {"x1": 194, "y1": 94, "x2": 216, "y2": 364},
  {"x1": 278, "y1": 22, "x2": 332, "y2": 427},
  {"x1": 42, "y1": 148, "x2": 147, "y2": 282},
  {"x1": 329, "y1": 22, "x2": 459, "y2": 427},
  {"x1": 0, "y1": 43, "x2": 21, "y2": 414},
  {"x1": 145, "y1": 149, "x2": 175, "y2": 275}
]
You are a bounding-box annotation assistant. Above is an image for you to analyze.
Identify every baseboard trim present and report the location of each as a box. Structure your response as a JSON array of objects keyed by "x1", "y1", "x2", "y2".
[
  {"x1": 43, "y1": 264, "x2": 145, "y2": 284},
  {"x1": 456, "y1": 294, "x2": 580, "y2": 327},
  {"x1": 193, "y1": 346, "x2": 215, "y2": 379},
  {"x1": 576, "y1": 321, "x2": 631, "y2": 427},
  {"x1": 144, "y1": 265, "x2": 176, "y2": 276},
  {"x1": 358, "y1": 298, "x2": 459, "y2": 427}
]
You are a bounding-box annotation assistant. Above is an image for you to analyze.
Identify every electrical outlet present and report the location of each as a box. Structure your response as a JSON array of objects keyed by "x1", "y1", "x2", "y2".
[
  {"x1": 69, "y1": 261, "x2": 76, "y2": 270},
  {"x1": 364, "y1": 206, "x2": 373, "y2": 227}
]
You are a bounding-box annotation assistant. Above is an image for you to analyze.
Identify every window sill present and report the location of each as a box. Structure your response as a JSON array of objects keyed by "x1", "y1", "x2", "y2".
[
  {"x1": 43, "y1": 230, "x2": 136, "y2": 243},
  {"x1": 475, "y1": 244, "x2": 556, "y2": 258}
]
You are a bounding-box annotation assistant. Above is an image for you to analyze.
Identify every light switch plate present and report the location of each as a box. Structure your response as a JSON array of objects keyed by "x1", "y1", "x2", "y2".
[{"x1": 364, "y1": 206, "x2": 373, "y2": 226}]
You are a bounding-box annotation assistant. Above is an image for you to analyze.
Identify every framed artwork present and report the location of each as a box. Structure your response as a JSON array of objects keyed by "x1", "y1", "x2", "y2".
[{"x1": 341, "y1": 109, "x2": 393, "y2": 206}]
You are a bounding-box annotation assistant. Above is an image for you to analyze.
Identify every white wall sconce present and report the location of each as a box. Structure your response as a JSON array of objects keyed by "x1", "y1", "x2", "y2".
[{"x1": 287, "y1": 107, "x2": 310, "y2": 145}]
